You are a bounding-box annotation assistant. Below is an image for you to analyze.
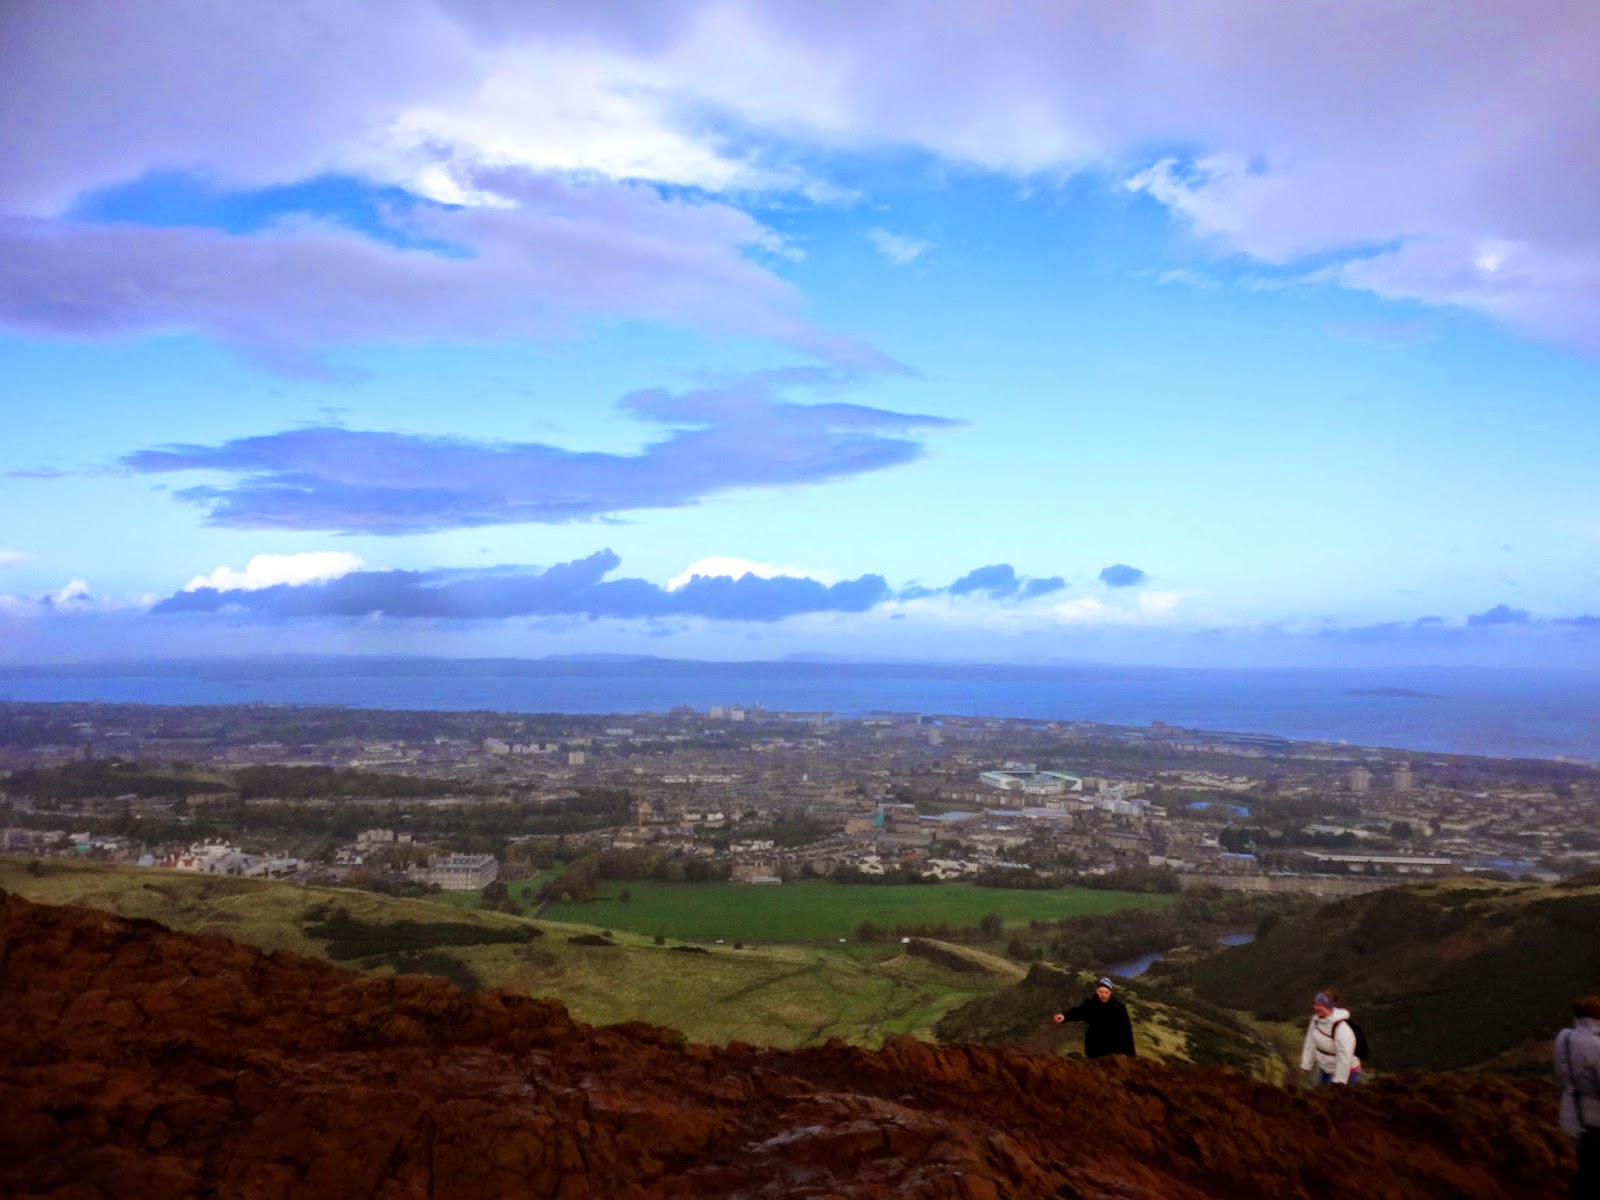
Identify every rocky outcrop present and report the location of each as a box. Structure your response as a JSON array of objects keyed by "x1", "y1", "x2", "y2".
[{"x1": 0, "y1": 889, "x2": 1576, "y2": 1198}]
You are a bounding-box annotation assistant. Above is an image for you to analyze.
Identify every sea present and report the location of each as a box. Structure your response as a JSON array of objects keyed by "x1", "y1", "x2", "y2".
[{"x1": 1, "y1": 658, "x2": 1598, "y2": 762}]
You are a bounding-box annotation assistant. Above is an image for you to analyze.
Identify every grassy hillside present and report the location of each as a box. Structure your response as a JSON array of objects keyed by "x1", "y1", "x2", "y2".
[
  {"x1": 1170, "y1": 874, "x2": 1600, "y2": 1071},
  {"x1": 0, "y1": 858, "x2": 1018, "y2": 1049},
  {"x1": 933, "y1": 961, "x2": 1286, "y2": 1081},
  {"x1": 541, "y1": 878, "x2": 1176, "y2": 941}
]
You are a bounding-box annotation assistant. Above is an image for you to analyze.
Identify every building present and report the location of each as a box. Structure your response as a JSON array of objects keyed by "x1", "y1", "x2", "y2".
[
  {"x1": 1393, "y1": 763, "x2": 1414, "y2": 792},
  {"x1": 977, "y1": 768, "x2": 1083, "y2": 795},
  {"x1": 1350, "y1": 766, "x2": 1371, "y2": 794},
  {"x1": 424, "y1": 854, "x2": 499, "y2": 891},
  {"x1": 1301, "y1": 851, "x2": 1453, "y2": 876}
]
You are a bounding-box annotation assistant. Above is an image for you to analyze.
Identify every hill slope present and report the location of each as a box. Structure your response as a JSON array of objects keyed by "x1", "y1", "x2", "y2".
[
  {"x1": 0, "y1": 858, "x2": 1011, "y2": 1048},
  {"x1": 0, "y1": 888, "x2": 1577, "y2": 1199},
  {"x1": 1172, "y1": 875, "x2": 1600, "y2": 1070},
  {"x1": 934, "y1": 960, "x2": 1287, "y2": 1080}
]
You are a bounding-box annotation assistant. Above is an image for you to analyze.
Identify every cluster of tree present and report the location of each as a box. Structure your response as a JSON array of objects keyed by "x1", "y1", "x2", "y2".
[
  {"x1": 587, "y1": 846, "x2": 731, "y2": 884},
  {"x1": 828, "y1": 863, "x2": 945, "y2": 885},
  {"x1": 1231, "y1": 793, "x2": 1359, "y2": 830},
  {"x1": 1002, "y1": 886, "x2": 1316, "y2": 970},
  {"x1": 478, "y1": 878, "x2": 522, "y2": 915},
  {"x1": 1076, "y1": 865, "x2": 1182, "y2": 893},
  {"x1": 972, "y1": 867, "x2": 1071, "y2": 890},
  {"x1": 335, "y1": 868, "x2": 443, "y2": 901},
  {"x1": 6, "y1": 759, "x2": 222, "y2": 803},
  {"x1": 853, "y1": 912, "x2": 1007, "y2": 944},
  {"x1": 233, "y1": 765, "x2": 488, "y2": 800},
  {"x1": 1216, "y1": 825, "x2": 1360, "y2": 853},
  {"x1": 711, "y1": 815, "x2": 832, "y2": 849},
  {"x1": 535, "y1": 850, "x2": 731, "y2": 903}
]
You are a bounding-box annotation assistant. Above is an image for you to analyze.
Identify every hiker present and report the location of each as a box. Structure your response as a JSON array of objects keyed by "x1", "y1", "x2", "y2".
[
  {"x1": 1556, "y1": 995, "x2": 1600, "y2": 1200},
  {"x1": 1299, "y1": 989, "x2": 1361, "y2": 1086},
  {"x1": 1053, "y1": 976, "x2": 1136, "y2": 1059}
]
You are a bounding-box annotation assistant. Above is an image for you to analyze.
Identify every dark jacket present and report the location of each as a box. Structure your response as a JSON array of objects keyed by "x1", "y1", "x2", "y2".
[{"x1": 1061, "y1": 994, "x2": 1136, "y2": 1059}]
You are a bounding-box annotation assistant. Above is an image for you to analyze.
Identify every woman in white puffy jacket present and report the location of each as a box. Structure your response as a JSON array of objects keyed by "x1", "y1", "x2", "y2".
[
  {"x1": 1556, "y1": 995, "x2": 1600, "y2": 1199},
  {"x1": 1299, "y1": 989, "x2": 1361, "y2": 1086}
]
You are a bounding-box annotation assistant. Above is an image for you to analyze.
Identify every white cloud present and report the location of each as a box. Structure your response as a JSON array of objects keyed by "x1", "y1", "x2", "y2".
[
  {"x1": 0, "y1": 172, "x2": 897, "y2": 373},
  {"x1": 867, "y1": 228, "x2": 930, "y2": 266},
  {"x1": 184, "y1": 552, "x2": 366, "y2": 593},
  {"x1": 1136, "y1": 589, "x2": 1191, "y2": 619},
  {"x1": 0, "y1": 579, "x2": 159, "y2": 616},
  {"x1": 0, "y1": 549, "x2": 28, "y2": 567},
  {"x1": 1050, "y1": 597, "x2": 1112, "y2": 624},
  {"x1": 665, "y1": 555, "x2": 833, "y2": 591},
  {"x1": 7, "y1": 1, "x2": 1600, "y2": 350},
  {"x1": 49, "y1": 579, "x2": 91, "y2": 607},
  {"x1": 1148, "y1": 268, "x2": 1218, "y2": 290}
]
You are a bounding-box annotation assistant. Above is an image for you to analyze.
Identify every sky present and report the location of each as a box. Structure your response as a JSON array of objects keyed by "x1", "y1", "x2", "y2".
[{"x1": 2, "y1": 0, "x2": 1599, "y2": 668}]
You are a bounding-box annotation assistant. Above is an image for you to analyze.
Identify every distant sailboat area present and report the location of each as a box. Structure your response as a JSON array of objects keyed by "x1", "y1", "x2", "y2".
[{"x1": 3, "y1": 658, "x2": 1599, "y2": 761}]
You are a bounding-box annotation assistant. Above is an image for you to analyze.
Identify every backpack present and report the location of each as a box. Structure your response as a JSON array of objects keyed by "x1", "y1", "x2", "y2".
[{"x1": 1334, "y1": 1018, "x2": 1371, "y2": 1062}]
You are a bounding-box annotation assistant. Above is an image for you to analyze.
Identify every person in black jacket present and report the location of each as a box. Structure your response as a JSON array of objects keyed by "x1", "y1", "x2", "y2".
[{"x1": 1053, "y1": 976, "x2": 1136, "y2": 1059}]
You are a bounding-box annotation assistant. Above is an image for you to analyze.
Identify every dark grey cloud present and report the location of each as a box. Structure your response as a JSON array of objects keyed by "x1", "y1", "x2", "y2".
[
  {"x1": 153, "y1": 549, "x2": 892, "y2": 622},
  {"x1": 1466, "y1": 603, "x2": 1532, "y2": 626},
  {"x1": 120, "y1": 369, "x2": 959, "y2": 534},
  {"x1": 948, "y1": 563, "x2": 1020, "y2": 598},
  {"x1": 943, "y1": 563, "x2": 1064, "y2": 601},
  {"x1": 1098, "y1": 563, "x2": 1147, "y2": 588}
]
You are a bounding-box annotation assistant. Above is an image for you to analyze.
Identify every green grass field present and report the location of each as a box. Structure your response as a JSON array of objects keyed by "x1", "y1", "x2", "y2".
[
  {"x1": 542, "y1": 880, "x2": 1176, "y2": 942},
  {"x1": 0, "y1": 858, "x2": 1027, "y2": 1049}
]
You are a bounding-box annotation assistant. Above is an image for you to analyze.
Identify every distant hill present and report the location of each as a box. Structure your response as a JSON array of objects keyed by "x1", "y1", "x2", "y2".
[
  {"x1": 1170, "y1": 875, "x2": 1600, "y2": 1071},
  {"x1": 0, "y1": 887, "x2": 1575, "y2": 1198}
]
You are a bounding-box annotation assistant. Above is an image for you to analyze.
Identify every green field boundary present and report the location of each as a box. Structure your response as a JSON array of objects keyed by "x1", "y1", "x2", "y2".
[{"x1": 542, "y1": 879, "x2": 1174, "y2": 943}]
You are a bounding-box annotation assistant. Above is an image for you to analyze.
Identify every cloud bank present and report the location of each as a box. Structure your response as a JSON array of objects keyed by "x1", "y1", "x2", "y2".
[
  {"x1": 150, "y1": 551, "x2": 1091, "y2": 623},
  {"x1": 158, "y1": 550, "x2": 877, "y2": 623},
  {"x1": 120, "y1": 370, "x2": 959, "y2": 533},
  {"x1": 0, "y1": 168, "x2": 896, "y2": 373},
  {"x1": 7, "y1": 1, "x2": 1599, "y2": 349}
]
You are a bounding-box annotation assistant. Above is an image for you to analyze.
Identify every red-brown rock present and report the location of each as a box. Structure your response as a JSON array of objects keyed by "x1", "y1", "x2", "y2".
[{"x1": 0, "y1": 889, "x2": 1576, "y2": 1198}]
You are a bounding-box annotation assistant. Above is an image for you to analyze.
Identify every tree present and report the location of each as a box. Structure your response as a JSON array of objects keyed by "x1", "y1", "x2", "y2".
[
  {"x1": 618, "y1": 886, "x2": 632, "y2": 903},
  {"x1": 1005, "y1": 936, "x2": 1041, "y2": 962},
  {"x1": 977, "y1": 912, "x2": 1005, "y2": 940}
]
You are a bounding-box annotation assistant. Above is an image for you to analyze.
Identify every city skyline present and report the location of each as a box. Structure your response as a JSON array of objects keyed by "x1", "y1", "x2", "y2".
[{"x1": 4, "y1": 1, "x2": 1600, "y2": 667}]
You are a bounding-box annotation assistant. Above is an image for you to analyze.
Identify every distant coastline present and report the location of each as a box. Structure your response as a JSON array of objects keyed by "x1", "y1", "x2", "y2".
[
  {"x1": 1, "y1": 657, "x2": 1597, "y2": 760},
  {"x1": 1345, "y1": 687, "x2": 1446, "y2": 700}
]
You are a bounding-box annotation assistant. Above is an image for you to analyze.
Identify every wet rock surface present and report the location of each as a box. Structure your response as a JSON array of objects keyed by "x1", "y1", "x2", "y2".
[{"x1": 0, "y1": 888, "x2": 1575, "y2": 1198}]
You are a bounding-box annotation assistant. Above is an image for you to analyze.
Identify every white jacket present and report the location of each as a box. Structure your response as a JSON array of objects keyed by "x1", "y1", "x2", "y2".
[
  {"x1": 1300, "y1": 1007, "x2": 1360, "y2": 1083},
  {"x1": 1556, "y1": 1017, "x2": 1600, "y2": 1140}
]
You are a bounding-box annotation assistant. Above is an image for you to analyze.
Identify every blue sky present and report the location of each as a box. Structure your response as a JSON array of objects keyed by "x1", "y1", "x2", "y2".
[{"x1": 3, "y1": 1, "x2": 1599, "y2": 667}]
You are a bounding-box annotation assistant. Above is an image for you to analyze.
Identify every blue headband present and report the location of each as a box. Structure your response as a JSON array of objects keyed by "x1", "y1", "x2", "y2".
[
  {"x1": 1314, "y1": 992, "x2": 1332, "y2": 1007},
  {"x1": 1098, "y1": 977, "x2": 1114, "y2": 990}
]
